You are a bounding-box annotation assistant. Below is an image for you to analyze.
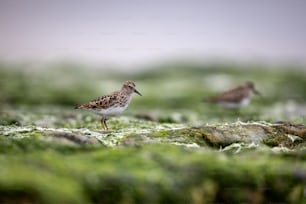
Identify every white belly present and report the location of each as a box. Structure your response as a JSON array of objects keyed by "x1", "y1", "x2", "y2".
[
  {"x1": 92, "y1": 104, "x2": 128, "y2": 117},
  {"x1": 219, "y1": 98, "x2": 250, "y2": 109}
]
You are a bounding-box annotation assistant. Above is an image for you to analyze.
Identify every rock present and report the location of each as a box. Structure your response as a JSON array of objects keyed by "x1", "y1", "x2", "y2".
[
  {"x1": 121, "y1": 121, "x2": 306, "y2": 149},
  {"x1": 1, "y1": 121, "x2": 305, "y2": 149},
  {"x1": 45, "y1": 131, "x2": 100, "y2": 145}
]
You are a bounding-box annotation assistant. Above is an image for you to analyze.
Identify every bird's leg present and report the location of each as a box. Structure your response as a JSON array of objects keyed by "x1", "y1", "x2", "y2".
[
  {"x1": 100, "y1": 118, "x2": 106, "y2": 130},
  {"x1": 103, "y1": 118, "x2": 109, "y2": 130}
]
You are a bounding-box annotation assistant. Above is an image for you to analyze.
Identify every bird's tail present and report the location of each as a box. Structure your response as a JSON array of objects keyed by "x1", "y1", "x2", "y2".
[
  {"x1": 74, "y1": 103, "x2": 92, "y2": 109},
  {"x1": 74, "y1": 104, "x2": 85, "y2": 109}
]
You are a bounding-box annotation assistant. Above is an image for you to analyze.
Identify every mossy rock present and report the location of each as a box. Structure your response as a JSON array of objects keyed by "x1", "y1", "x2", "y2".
[
  {"x1": 1, "y1": 119, "x2": 305, "y2": 203},
  {"x1": 1, "y1": 120, "x2": 305, "y2": 150},
  {"x1": 120, "y1": 121, "x2": 306, "y2": 149}
]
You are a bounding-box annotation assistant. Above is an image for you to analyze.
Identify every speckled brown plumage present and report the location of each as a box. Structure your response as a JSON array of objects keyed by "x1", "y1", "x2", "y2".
[
  {"x1": 77, "y1": 91, "x2": 128, "y2": 110},
  {"x1": 75, "y1": 80, "x2": 142, "y2": 130}
]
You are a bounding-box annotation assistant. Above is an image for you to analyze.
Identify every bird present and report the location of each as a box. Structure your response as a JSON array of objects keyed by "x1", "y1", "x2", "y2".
[
  {"x1": 74, "y1": 80, "x2": 142, "y2": 130},
  {"x1": 203, "y1": 81, "x2": 260, "y2": 109}
]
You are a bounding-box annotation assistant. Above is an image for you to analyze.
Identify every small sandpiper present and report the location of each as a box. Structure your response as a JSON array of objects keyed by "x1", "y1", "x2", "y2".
[
  {"x1": 75, "y1": 80, "x2": 142, "y2": 130},
  {"x1": 203, "y1": 81, "x2": 260, "y2": 109}
]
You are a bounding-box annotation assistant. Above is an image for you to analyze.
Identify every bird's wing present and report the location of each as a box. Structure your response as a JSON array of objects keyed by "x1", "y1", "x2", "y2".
[
  {"x1": 76, "y1": 91, "x2": 120, "y2": 109},
  {"x1": 208, "y1": 86, "x2": 247, "y2": 103}
]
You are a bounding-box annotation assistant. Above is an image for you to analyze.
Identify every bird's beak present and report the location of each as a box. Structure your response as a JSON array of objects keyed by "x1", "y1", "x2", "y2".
[
  {"x1": 253, "y1": 89, "x2": 261, "y2": 96},
  {"x1": 134, "y1": 89, "x2": 142, "y2": 96}
]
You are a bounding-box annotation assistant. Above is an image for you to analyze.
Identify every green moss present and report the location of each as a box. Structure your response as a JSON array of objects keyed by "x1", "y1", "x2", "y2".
[
  {"x1": 1, "y1": 62, "x2": 306, "y2": 122},
  {"x1": 0, "y1": 62, "x2": 306, "y2": 203},
  {"x1": 1, "y1": 145, "x2": 305, "y2": 203},
  {"x1": 0, "y1": 134, "x2": 103, "y2": 154},
  {"x1": 0, "y1": 112, "x2": 21, "y2": 126}
]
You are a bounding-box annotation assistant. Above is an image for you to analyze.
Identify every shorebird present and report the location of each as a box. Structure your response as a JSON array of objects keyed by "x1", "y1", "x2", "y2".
[
  {"x1": 75, "y1": 80, "x2": 142, "y2": 130},
  {"x1": 203, "y1": 81, "x2": 260, "y2": 109}
]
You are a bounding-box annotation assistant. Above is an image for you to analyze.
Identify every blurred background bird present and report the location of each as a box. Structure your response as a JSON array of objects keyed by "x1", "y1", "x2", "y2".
[
  {"x1": 203, "y1": 81, "x2": 261, "y2": 109},
  {"x1": 203, "y1": 81, "x2": 261, "y2": 119}
]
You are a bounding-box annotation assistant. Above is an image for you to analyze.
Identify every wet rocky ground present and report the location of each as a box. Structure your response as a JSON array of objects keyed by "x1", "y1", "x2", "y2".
[{"x1": 0, "y1": 63, "x2": 306, "y2": 203}]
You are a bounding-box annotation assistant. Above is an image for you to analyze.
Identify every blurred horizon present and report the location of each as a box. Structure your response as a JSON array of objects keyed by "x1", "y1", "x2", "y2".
[{"x1": 1, "y1": 0, "x2": 306, "y2": 69}]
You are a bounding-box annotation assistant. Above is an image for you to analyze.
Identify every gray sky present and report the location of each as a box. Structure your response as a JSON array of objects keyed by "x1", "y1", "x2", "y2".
[{"x1": 0, "y1": 0, "x2": 306, "y2": 66}]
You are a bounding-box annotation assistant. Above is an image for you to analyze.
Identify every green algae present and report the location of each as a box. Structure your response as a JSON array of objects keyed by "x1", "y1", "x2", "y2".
[
  {"x1": 1, "y1": 113, "x2": 305, "y2": 203},
  {"x1": 0, "y1": 145, "x2": 305, "y2": 203},
  {"x1": 0, "y1": 63, "x2": 306, "y2": 203},
  {"x1": 1, "y1": 117, "x2": 305, "y2": 149},
  {"x1": 1, "y1": 63, "x2": 306, "y2": 123}
]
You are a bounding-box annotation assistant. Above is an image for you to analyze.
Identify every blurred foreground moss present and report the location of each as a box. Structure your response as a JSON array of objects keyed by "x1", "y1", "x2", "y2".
[{"x1": 0, "y1": 143, "x2": 305, "y2": 204}]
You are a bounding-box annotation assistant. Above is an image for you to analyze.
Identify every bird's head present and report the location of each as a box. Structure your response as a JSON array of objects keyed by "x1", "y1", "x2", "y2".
[
  {"x1": 122, "y1": 80, "x2": 142, "y2": 96},
  {"x1": 246, "y1": 81, "x2": 261, "y2": 95}
]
